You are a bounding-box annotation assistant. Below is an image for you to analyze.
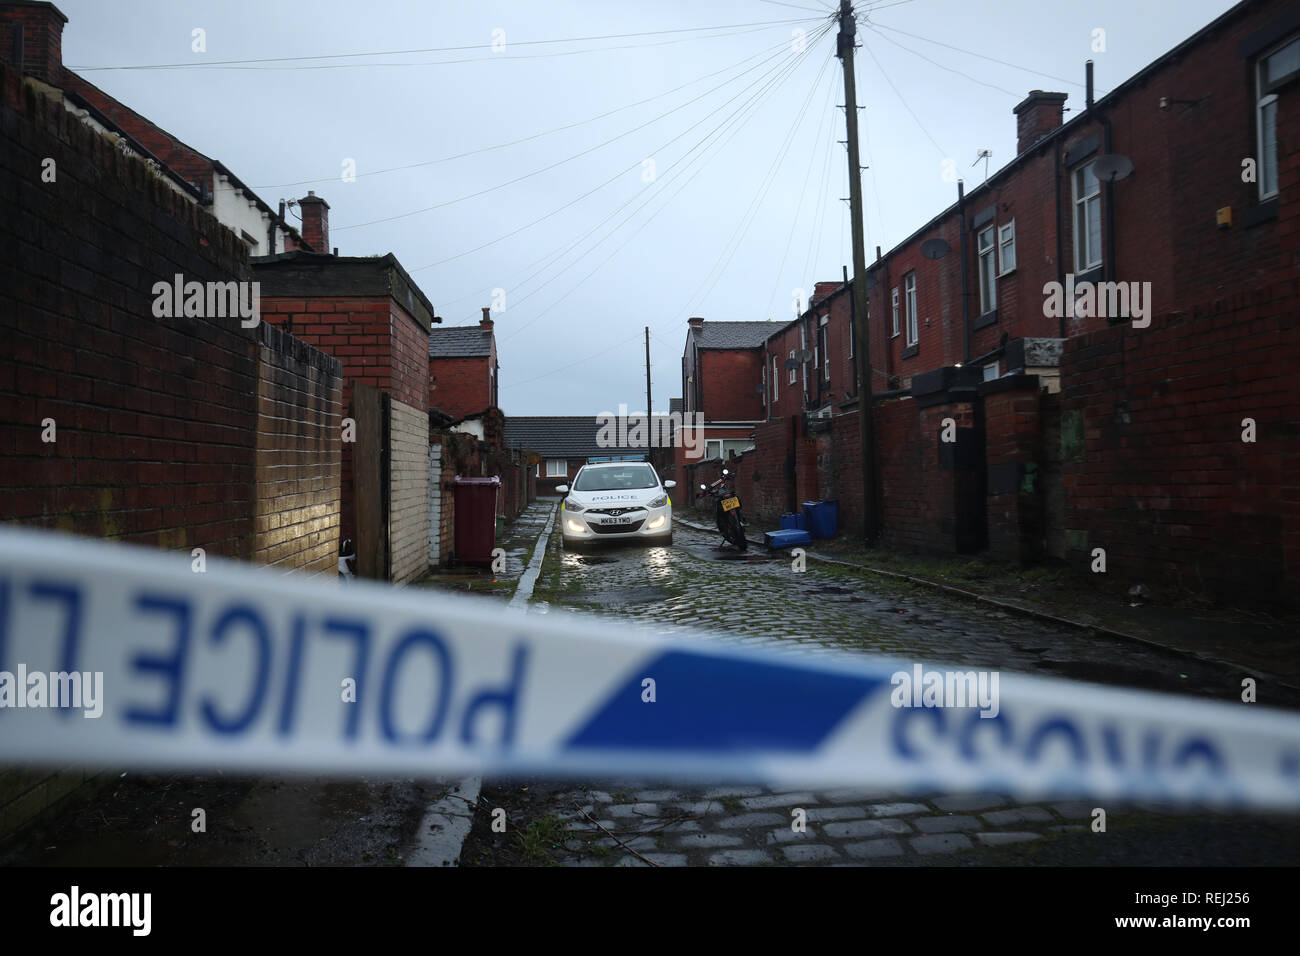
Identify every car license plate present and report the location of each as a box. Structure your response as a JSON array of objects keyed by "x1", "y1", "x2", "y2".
[{"x1": 721, "y1": 496, "x2": 740, "y2": 512}]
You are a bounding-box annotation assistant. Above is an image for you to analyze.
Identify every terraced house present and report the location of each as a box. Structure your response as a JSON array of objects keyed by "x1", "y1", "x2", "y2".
[{"x1": 681, "y1": 0, "x2": 1300, "y2": 606}]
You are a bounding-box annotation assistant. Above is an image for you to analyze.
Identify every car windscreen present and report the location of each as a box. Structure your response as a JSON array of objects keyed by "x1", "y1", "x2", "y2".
[{"x1": 573, "y1": 465, "x2": 659, "y2": 492}]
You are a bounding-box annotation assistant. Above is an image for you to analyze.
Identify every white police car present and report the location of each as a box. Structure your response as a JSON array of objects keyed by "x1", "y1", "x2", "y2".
[{"x1": 557, "y1": 461, "x2": 674, "y2": 547}]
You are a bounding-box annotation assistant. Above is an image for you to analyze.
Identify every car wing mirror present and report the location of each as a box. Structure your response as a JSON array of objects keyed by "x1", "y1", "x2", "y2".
[
  {"x1": 555, "y1": 485, "x2": 568, "y2": 494},
  {"x1": 663, "y1": 480, "x2": 676, "y2": 489}
]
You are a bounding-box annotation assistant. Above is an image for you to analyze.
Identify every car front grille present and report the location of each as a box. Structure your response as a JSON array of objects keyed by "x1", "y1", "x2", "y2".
[
  {"x1": 587, "y1": 507, "x2": 643, "y2": 516},
  {"x1": 589, "y1": 519, "x2": 645, "y2": 534}
]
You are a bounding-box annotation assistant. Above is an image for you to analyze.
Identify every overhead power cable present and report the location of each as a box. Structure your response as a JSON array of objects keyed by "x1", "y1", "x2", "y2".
[
  {"x1": 867, "y1": 20, "x2": 1108, "y2": 93},
  {"x1": 494, "y1": 28, "x2": 829, "y2": 344},
  {"x1": 337, "y1": 31, "x2": 818, "y2": 232},
  {"x1": 404, "y1": 27, "x2": 830, "y2": 270},
  {"x1": 68, "y1": 17, "x2": 819, "y2": 70},
  {"x1": 256, "y1": 33, "x2": 801, "y2": 190}
]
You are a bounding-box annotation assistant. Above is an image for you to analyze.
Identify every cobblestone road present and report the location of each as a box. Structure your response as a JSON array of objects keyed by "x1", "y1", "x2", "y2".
[{"x1": 458, "y1": 501, "x2": 1300, "y2": 867}]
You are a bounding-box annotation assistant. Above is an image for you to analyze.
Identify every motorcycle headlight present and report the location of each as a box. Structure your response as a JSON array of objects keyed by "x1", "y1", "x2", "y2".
[
  {"x1": 565, "y1": 498, "x2": 584, "y2": 513},
  {"x1": 647, "y1": 495, "x2": 667, "y2": 509}
]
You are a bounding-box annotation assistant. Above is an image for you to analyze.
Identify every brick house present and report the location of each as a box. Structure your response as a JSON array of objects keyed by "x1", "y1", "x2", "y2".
[
  {"x1": 504, "y1": 417, "x2": 626, "y2": 495},
  {"x1": 677, "y1": 318, "x2": 779, "y2": 477},
  {"x1": 428, "y1": 308, "x2": 499, "y2": 420},
  {"x1": 0, "y1": 2, "x2": 312, "y2": 257},
  {"x1": 682, "y1": 0, "x2": 1300, "y2": 603},
  {"x1": 254, "y1": 197, "x2": 438, "y2": 584}
]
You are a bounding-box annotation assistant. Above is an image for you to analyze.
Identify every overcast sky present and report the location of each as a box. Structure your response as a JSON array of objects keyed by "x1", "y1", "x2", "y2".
[{"x1": 58, "y1": 0, "x2": 1236, "y2": 415}]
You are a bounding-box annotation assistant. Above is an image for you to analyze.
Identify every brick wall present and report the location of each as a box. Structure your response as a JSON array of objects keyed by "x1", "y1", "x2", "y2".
[
  {"x1": 430, "y1": 355, "x2": 491, "y2": 420},
  {"x1": 1, "y1": 66, "x2": 257, "y2": 555},
  {"x1": 1059, "y1": 282, "x2": 1300, "y2": 604},
  {"x1": 253, "y1": 322, "x2": 342, "y2": 573},
  {"x1": 983, "y1": 379, "x2": 1045, "y2": 562},
  {"x1": 700, "y1": 350, "x2": 764, "y2": 422},
  {"x1": 388, "y1": 398, "x2": 428, "y2": 584},
  {"x1": 428, "y1": 440, "x2": 442, "y2": 565}
]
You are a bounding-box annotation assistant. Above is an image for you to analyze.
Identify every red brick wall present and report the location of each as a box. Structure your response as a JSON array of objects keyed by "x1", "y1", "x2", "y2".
[
  {"x1": 1059, "y1": 280, "x2": 1300, "y2": 604},
  {"x1": 0, "y1": 68, "x2": 257, "y2": 556},
  {"x1": 700, "y1": 350, "x2": 764, "y2": 421},
  {"x1": 390, "y1": 302, "x2": 429, "y2": 412},
  {"x1": 984, "y1": 382, "x2": 1044, "y2": 561},
  {"x1": 430, "y1": 355, "x2": 491, "y2": 419}
]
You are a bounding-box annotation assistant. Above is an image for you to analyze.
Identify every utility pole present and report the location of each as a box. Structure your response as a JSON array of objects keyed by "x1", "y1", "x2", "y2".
[
  {"x1": 644, "y1": 326, "x2": 652, "y2": 416},
  {"x1": 837, "y1": 0, "x2": 879, "y2": 543}
]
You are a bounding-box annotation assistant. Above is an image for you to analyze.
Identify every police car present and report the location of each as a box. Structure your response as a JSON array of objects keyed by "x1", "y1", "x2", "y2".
[{"x1": 557, "y1": 461, "x2": 674, "y2": 547}]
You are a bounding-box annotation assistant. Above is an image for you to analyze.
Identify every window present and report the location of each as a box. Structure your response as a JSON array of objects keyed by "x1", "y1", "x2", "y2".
[
  {"x1": 788, "y1": 349, "x2": 797, "y2": 385},
  {"x1": 982, "y1": 361, "x2": 1000, "y2": 383},
  {"x1": 546, "y1": 459, "x2": 568, "y2": 478},
  {"x1": 705, "y1": 439, "x2": 750, "y2": 460},
  {"x1": 998, "y1": 220, "x2": 1016, "y2": 275},
  {"x1": 772, "y1": 355, "x2": 779, "y2": 402},
  {"x1": 573, "y1": 463, "x2": 658, "y2": 491},
  {"x1": 818, "y1": 316, "x2": 829, "y2": 382},
  {"x1": 891, "y1": 287, "x2": 900, "y2": 337},
  {"x1": 977, "y1": 225, "x2": 997, "y2": 314},
  {"x1": 1072, "y1": 160, "x2": 1102, "y2": 272},
  {"x1": 904, "y1": 272, "x2": 918, "y2": 346},
  {"x1": 1257, "y1": 37, "x2": 1299, "y2": 200}
]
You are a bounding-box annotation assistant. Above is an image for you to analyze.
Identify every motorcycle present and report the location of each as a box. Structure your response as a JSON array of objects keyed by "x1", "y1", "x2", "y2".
[{"x1": 699, "y1": 467, "x2": 747, "y2": 551}]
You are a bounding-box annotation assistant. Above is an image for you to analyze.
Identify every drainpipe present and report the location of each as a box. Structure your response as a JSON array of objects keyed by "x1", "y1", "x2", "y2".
[
  {"x1": 1054, "y1": 136, "x2": 1065, "y2": 338},
  {"x1": 958, "y1": 180, "x2": 970, "y2": 364}
]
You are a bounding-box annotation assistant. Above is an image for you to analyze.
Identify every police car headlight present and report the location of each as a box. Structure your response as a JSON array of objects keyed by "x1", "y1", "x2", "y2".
[
  {"x1": 566, "y1": 519, "x2": 587, "y2": 533},
  {"x1": 647, "y1": 495, "x2": 667, "y2": 509},
  {"x1": 647, "y1": 515, "x2": 666, "y2": 530},
  {"x1": 565, "y1": 498, "x2": 584, "y2": 513}
]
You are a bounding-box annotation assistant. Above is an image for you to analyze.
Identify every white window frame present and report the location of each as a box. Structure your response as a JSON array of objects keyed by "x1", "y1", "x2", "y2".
[
  {"x1": 1072, "y1": 160, "x2": 1102, "y2": 273},
  {"x1": 890, "y1": 287, "x2": 900, "y2": 337},
  {"x1": 788, "y1": 349, "x2": 797, "y2": 385},
  {"x1": 998, "y1": 220, "x2": 1016, "y2": 275},
  {"x1": 977, "y1": 225, "x2": 997, "y2": 314},
  {"x1": 904, "y1": 272, "x2": 918, "y2": 347},
  {"x1": 1257, "y1": 36, "x2": 1299, "y2": 201},
  {"x1": 546, "y1": 459, "x2": 568, "y2": 478},
  {"x1": 772, "y1": 355, "x2": 779, "y2": 402}
]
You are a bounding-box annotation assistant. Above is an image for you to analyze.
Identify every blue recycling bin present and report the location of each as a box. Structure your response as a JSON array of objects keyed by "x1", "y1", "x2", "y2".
[
  {"x1": 803, "y1": 499, "x2": 838, "y2": 539},
  {"x1": 801, "y1": 501, "x2": 820, "y2": 534},
  {"x1": 780, "y1": 513, "x2": 806, "y2": 531},
  {"x1": 814, "y1": 499, "x2": 838, "y2": 539}
]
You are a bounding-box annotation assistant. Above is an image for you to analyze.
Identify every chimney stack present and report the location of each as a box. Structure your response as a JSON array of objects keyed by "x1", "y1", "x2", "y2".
[
  {"x1": 298, "y1": 190, "x2": 330, "y2": 254},
  {"x1": 480, "y1": 307, "x2": 493, "y2": 331},
  {"x1": 1013, "y1": 90, "x2": 1067, "y2": 155},
  {"x1": 688, "y1": 316, "x2": 705, "y2": 329},
  {"x1": 0, "y1": 2, "x2": 69, "y2": 85}
]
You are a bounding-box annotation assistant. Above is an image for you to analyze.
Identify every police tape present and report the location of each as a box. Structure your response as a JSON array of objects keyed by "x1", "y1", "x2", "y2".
[{"x1": 1, "y1": 526, "x2": 1299, "y2": 810}]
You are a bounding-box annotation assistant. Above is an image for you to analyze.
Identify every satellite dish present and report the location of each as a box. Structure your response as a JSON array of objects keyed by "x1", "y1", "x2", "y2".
[
  {"x1": 1093, "y1": 154, "x2": 1134, "y2": 182},
  {"x1": 797, "y1": 349, "x2": 814, "y2": 362},
  {"x1": 783, "y1": 357, "x2": 799, "y2": 370},
  {"x1": 754, "y1": 385, "x2": 766, "y2": 394},
  {"x1": 921, "y1": 238, "x2": 951, "y2": 260}
]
